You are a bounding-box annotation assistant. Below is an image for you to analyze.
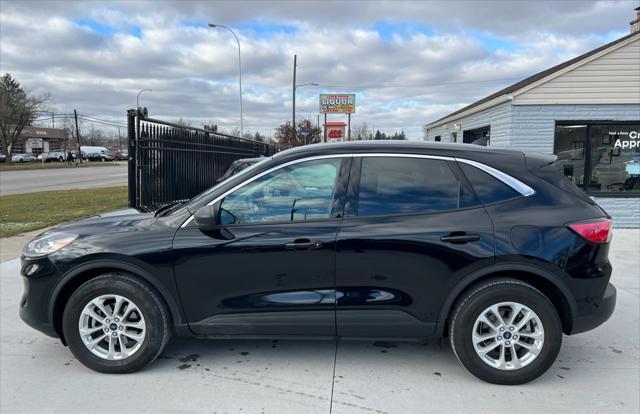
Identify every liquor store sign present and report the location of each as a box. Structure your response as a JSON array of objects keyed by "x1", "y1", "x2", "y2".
[{"x1": 320, "y1": 94, "x2": 356, "y2": 114}]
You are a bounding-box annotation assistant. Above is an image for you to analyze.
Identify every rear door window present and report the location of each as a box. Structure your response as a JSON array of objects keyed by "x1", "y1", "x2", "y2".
[
  {"x1": 355, "y1": 157, "x2": 464, "y2": 216},
  {"x1": 458, "y1": 162, "x2": 520, "y2": 204}
]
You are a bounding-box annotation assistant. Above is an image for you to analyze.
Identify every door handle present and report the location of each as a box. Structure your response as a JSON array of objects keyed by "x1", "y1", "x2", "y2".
[
  {"x1": 440, "y1": 233, "x2": 481, "y2": 244},
  {"x1": 285, "y1": 239, "x2": 324, "y2": 250}
]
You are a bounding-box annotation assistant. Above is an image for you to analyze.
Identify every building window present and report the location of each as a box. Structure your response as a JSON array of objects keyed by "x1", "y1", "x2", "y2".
[
  {"x1": 463, "y1": 126, "x2": 490, "y2": 146},
  {"x1": 12, "y1": 140, "x2": 26, "y2": 154},
  {"x1": 554, "y1": 122, "x2": 640, "y2": 195},
  {"x1": 434, "y1": 135, "x2": 441, "y2": 142}
]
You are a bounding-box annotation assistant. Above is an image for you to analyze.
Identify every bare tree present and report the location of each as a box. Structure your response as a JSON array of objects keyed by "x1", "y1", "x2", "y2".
[
  {"x1": 62, "y1": 118, "x2": 77, "y2": 152},
  {"x1": 354, "y1": 122, "x2": 373, "y2": 140},
  {"x1": 227, "y1": 127, "x2": 242, "y2": 137},
  {"x1": 83, "y1": 125, "x2": 107, "y2": 146},
  {"x1": 0, "y1": 73, "x2": 50, "y2": 160},
  {"x1": 274, "y1": 121, "x2": 296, "y2": 149},
  {"x1": 172, "y1": 117, "x2": 192, "y2": 127},
  {"x1": 275, "y1": 119, "x2": 321, "y2": 149}
]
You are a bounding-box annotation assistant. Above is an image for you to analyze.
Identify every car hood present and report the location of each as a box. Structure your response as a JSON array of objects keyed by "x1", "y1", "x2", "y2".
[
  {"x1": 50, "y1": 208, "x2": 157, "y2": 236},
  {"x1": 96, "y1": 208, "x2": 146, "y2": 218}
]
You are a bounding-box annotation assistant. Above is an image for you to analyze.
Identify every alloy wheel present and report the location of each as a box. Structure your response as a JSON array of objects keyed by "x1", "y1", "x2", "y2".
[
  {"x1": 78, "y1": 294, "x2": 147, "y2": 360},
  {"x1": 472, "y1": 301, "x2": 545, "y2": 370}
]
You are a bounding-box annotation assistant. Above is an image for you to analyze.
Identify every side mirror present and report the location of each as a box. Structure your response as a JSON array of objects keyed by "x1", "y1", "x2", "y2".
[{"x1": 193, "y1": 202, "x2": 220, "y2": 231}]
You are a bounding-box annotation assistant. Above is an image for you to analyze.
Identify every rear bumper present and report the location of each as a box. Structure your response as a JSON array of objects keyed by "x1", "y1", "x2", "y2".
[{"x1": 571, "y1": 283, "x2": 616, "y2": 335}]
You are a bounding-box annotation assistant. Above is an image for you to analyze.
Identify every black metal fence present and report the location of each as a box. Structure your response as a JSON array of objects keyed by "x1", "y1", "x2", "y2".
[{"x1": 127, "y1": 109, "x2": 275, "y2": 211}]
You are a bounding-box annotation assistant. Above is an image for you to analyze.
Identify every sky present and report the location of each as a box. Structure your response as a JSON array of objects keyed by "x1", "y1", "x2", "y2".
[{"x1": 0, "y1": 0, "x2": 637, "y2": 140}]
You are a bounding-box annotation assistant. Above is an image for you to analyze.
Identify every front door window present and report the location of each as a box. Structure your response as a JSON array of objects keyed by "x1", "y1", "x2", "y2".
[{"x1": 219, "y1": 158, "x2": 342, "y2": 224}]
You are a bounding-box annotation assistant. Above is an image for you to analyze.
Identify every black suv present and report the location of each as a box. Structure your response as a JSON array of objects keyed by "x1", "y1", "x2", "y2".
[{"x1": 20, "y1": 141, "x2": 616, "y2": 384}]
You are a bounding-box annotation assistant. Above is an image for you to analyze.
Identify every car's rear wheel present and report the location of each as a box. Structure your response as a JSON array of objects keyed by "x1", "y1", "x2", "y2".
[
  {"x1": 63, "y1": 273, "x2": 170, "y2": 373},
  {"x1": 449, "y1": 279, "x2": 562, "y2": 385}
]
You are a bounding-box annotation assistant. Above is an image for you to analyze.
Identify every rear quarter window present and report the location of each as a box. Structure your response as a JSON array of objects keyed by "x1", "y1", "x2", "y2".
[{"x1": 459, "y1": 162, "x2": 520, "y2": 204}]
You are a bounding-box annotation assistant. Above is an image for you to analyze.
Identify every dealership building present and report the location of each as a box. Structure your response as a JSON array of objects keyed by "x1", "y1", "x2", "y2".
[
  {"x1": 11, "y1": 126, "x2": 70, "y2": 156},
  {"x1": 424, "y1": 29, "x2": 640, "y2": 227}
]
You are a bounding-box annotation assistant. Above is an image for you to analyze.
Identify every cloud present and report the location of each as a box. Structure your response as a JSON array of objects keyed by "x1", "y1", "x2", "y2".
[{"x1": 0, "y1": 0, "x2": 636, "y2": 139}]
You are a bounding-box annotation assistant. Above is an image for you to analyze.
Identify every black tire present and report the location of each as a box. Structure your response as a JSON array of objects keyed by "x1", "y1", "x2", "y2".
[
  {"x1": 449, "y1": 279, "x2": 562, "y2": 385},
  {"x1": 62, "y1": 273, "x2": 171, "y2": 373}
]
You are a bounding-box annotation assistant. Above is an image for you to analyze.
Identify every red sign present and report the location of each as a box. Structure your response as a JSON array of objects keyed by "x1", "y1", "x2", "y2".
[{"x1": 328, "y1": 129, "x2": 343, "y2": 138}]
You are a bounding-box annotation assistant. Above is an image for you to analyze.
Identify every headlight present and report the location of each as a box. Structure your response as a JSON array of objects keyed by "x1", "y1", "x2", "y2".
[{"x1": 23, "y1": 232, "x2": 78, "y2": 257}]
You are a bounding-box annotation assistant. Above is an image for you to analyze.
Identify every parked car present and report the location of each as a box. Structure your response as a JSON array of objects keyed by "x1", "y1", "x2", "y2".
[
  {"x1": 216, "y1": 156, "x2": 265, "y2": 183},
  {"x1": 112, "y1": 151, "x2": 128, "y2": 161},
  {"x1": 20, "y1": 141, "x2": 615, "y2": 384},
  {"x1": 85, "y1": 152, "x2": 113, "y2": 162},
  {"x1": 0, "y1": 153, "x2": 6, "y2": 163},
  {"x1": 11, "y1": 153, "x2": 36, "y2": 163},
  {"x1": 37, "y1": 151, "x2": 67, "y2": 162}
]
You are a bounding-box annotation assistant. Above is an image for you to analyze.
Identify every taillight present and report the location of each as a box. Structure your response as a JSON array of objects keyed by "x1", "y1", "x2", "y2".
[{"x1": 568, "y1": 219, "x2": 613, "y2": 243}]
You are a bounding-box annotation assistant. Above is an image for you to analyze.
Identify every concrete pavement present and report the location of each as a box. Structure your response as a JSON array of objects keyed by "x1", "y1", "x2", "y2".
[
  {"x1": 0, "y1": 164, "x2": 127, "y2": 196},
  {"x1": 0, "y1": 227, "x2": 54, "y2": 262},
  {"x1": 0, "y1": 230, "x2": 638, "y2": 414}
]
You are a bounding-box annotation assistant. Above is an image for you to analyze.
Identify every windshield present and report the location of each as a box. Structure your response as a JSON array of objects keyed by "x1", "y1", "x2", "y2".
[{"x1": 172, "y1": 156, "x2": 272, "y2": 214}]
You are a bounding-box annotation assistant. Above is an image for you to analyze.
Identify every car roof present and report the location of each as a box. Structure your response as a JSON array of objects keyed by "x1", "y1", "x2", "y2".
[{"x1": 274, "y1": 140, "x2": 525, "y2": 160}]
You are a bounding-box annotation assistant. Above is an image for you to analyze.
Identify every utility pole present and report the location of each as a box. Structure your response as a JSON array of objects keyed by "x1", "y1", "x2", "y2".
[
  {"x1": 292, "y1": 54, "x2": 297, "y2": 142},
  {"x1": 117, "y1": 127, "x2": 122, "y2": 152},
  {"x1": 51, "y1": 112, "x2": 54, "y2": 128},
  {"x1": 74, "y1": 109, "x2": 82, "y2": 164}
]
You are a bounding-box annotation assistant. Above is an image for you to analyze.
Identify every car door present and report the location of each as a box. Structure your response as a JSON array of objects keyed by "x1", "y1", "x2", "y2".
[
  {"x1": 335, "y1": 155, "x2": 495, "y2": 339},
  {"x1": 173, "y1": 156, "x2": 351, "y2": 337}
]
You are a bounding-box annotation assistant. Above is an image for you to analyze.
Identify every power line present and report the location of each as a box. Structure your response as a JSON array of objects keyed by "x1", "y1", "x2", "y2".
[
  {"x1": 77, "y1": 116, "x2": 126, "y2": 128},
  {"x1": 301, "y1": 77, "x2": 523, "y2": 90}
]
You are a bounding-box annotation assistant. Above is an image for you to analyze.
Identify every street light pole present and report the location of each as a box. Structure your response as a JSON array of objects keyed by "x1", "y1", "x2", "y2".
[
  {"x1": 292, "y1": 73, "x2": 319, "y2": 143},
  {"x1": 209, "y1": 23, "x2": 243, "y2": 137},
  {"x1": 136, "y1": 89, "x2": 152, "y2": 112},
  {"x1": 292, "y1": 54, "x2": 297, "y2": 138}
]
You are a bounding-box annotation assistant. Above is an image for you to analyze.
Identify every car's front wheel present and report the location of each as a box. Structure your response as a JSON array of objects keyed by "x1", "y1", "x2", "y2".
[
  {"x1": 449, "y1": 279, "x2": 562, "y2": 385},
  {"x1": 62, "y1": 273, "x2": 171, "y2": 373}
]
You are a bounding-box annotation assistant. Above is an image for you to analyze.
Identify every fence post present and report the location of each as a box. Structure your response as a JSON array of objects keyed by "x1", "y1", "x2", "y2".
[{"x1": 127, "y1": 109, "x2": 137, "y2": 208}]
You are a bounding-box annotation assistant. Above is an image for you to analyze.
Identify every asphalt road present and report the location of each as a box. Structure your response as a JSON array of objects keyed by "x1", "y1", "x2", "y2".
[
  {"x1": 0, "y1": 164, "x2": 128, "y2": 196},
  {"x1": 1, "y1": 230, "x2": 638, "y2": 414}
]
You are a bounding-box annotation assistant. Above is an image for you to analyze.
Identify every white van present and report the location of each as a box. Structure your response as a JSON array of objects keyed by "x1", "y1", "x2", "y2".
[{"x1": 80, "y1": 146, "x2": 110, "y2": 156}]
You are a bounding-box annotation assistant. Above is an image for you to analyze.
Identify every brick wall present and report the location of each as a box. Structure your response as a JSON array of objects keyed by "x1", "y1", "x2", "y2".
[
  {"x1": 510, "y1": 104, "x2": 640, "y2": 152},
  {"x1": 425, "y1": 102, "x2": 513, "y2": 146},
  {"x1": 594, "y1": 197, "x2": 640, "y2": 228}
]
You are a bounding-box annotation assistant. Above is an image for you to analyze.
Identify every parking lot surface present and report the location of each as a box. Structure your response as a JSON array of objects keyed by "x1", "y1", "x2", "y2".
[{"x1": 1, "y1": 230, "x2": 638, "y2": 414}]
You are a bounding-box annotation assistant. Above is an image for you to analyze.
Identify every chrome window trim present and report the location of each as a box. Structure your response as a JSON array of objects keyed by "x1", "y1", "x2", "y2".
[
  {"x1": 455, "y1": 158, "x2": 536, "y2": 197},
  {"x1": 180, "y1": 152, "x2": 535, "y2": 228}
]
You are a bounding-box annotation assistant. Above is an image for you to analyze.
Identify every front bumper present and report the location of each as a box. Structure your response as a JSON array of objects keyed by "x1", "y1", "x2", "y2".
[
  {"x1": 18, "y1": 256, "x2": 61, "y2": 338},
  {"x1": 571, "y1": 283, "x2": 617, "y2": 335}
]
